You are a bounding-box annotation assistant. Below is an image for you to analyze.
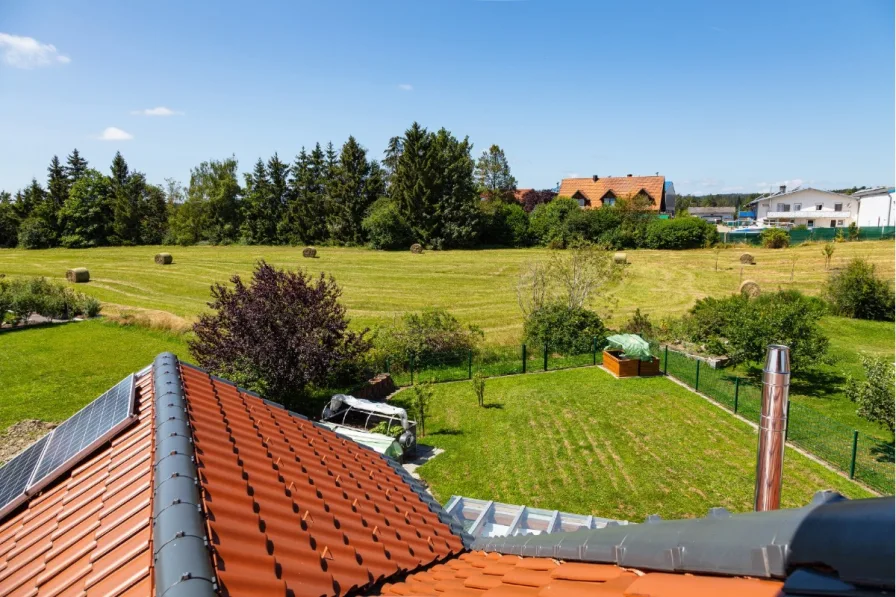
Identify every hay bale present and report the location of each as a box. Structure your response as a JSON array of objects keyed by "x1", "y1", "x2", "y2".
[
  {"x1": 302, "y1": 247, "x2": 317, "y2": 258},
  {"x1": 410, "y1": 243, "x2": 424, "y2": 254},
  {"x1": 613, "y1": 252, "x2": 627, "y2": 265},
  {"x1": 739, "y1": 253, "x2": 755, "y2": 265},
  {"x1": 154, "y1": 253, "x2": 173, "y2": 265},
  {"x1": 66, "y1": 268, "x2": 90, "y2": 283},
  {"x1": 739, "y1": 280, "x2": 760, "y2": 298}
]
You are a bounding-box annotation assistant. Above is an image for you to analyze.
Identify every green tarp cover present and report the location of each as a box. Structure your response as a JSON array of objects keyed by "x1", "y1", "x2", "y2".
[{"x1": 605, "y1": 334, "x2": 652, "y2": 361}]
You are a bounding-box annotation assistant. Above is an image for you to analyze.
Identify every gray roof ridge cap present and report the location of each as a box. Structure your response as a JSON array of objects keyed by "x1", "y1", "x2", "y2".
[{"x1": 151, "y1": 352, "x2": 217, "y2": 597}]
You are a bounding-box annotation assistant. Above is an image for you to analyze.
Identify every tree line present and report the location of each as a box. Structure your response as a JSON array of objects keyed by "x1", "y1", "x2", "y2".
[{"x1": 0, "y1": 122, "x2": 557, "y2": 250}]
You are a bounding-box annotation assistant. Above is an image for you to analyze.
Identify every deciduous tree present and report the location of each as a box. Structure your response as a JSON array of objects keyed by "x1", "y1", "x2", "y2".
[{"x1": 475, "y1": 144, "x2": 516, "y2": 202}]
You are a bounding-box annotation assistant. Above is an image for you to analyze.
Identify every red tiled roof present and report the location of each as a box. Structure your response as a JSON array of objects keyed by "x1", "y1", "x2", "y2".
[
  {"x1": 0, "y1": 373, "x2": 155, "y2": 597},
  {"x1": 181, "y1": 364, "x2": 465, "y2": 597},
  {"x1": 557, "y1": 176, "x2": 665, "y2": 210},
  {"x1": 379, "y1": 551, "x2": 785, "y2": 597}
]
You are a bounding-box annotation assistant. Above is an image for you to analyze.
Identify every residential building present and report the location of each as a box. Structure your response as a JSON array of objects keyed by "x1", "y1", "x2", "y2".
[
  {"x1": 557, "y1": 174, "x2": 667, "y2": 212},
  {"x1": 853, "y1": 186, "x2": 896, "y2": 227},
  {"x1": 748, "y1": 186, "x2": 855, "y2": 229},
  {"x1": 0, "y1": 352, "x2": 893, "y2": 597},
  {"x1": 686, "y1": 206, "x2": 737, "y2": 223}
]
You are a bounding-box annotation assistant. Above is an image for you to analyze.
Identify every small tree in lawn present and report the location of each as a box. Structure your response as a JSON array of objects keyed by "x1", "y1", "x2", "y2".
[
  {"x1": 189, "y1": 260, "x2": 370, "y2": 413},
  {"x1": 411, "y1": 379, "x2": 434, "y2": 437},
  {"x1": 471, "y1": 371, "x2": 486, "y2": 407},
  {"x1": 822, "y1": 243, "x2": 835, "y2": 270},
  {"x1": 846, "y1": 356, "x2": 895, "y2": 434}
]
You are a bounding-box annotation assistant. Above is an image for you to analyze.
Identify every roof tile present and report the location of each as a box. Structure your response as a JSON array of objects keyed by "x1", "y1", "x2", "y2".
[
  {"x1": 180, "y1": 364, "x2": 464, "y2": 596},
  {"x1": 557, "y1": 176, "x2": 665, "y2": 210},
  {"x1": 383, "y1": 551, "x2": 786, "y2": 597}
]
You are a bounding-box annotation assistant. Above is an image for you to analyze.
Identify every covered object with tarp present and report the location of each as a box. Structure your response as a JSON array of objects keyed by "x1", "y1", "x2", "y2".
[{"x1": 321, "y1": 394, "x2": 417, "y2": 460}]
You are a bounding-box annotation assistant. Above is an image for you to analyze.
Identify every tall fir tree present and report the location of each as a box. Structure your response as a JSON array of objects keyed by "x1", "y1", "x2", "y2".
[
  {"x1": 0, "y1": 191, "x2": 19, "y2": 248},
  {"x1": 328, "y1": 136, "x2": 384, "y2": 244},
  {"x1": 267, "y1": 153, "x2": 290, "y2": 244},
  {"x1": 241, "y1": 158, "x2": 277, "y2": 244},
  {"x1": 65, "y1": 148, "x2": 89, "y2": 183},
  {"x1": 46, "y1": 155, "x2": 69, "y2": 236},
  {"x1": 109, "y1": 153, "x2": 144, "y2": 245},
  {"x1": 283, "y1": 147, "x2": 327, "y2": 244}
]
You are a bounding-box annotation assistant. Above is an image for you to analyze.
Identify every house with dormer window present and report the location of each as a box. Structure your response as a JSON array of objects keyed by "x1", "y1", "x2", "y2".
[{"x1": 557, "y1": 174, "x2": 667, "y2": 212}]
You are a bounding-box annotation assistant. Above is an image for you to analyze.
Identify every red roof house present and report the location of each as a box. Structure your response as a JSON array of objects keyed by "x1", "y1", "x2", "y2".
[
  {"x1": 0, "y1": 353, "x2": 892, "y2": 597},
  {"x1": 557, "y1": 175, "x2": 666, "y2": 211}
]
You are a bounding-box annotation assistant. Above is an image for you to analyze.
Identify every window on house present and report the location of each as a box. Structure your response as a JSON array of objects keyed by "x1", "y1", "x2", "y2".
[
  {"x1": 834, "y1": 203, "x2": 843, "y2": 212},
  {"x1": 829, "y1": 220, "x2": 836, "y2": 228},
  {"x1": 576, "y1": 198, "x2": 585, "y2": 208},
  {"x1": 794, "y1": 203, "x2": 802, "y2": 211},
  {"x1": 807, "y1": 220, "x2": 815, "y2": 228},
  {"x1": 777, "y1": 203, "x2": 790, "y2": 212},
  {"x1": 836, "y1": 220, "x2": 844, "y2": 226},
  {"x1": 601, "y1": 191, "x2": 616, "y2": 207},
  {"x1": 816, "y1": 204, "x2": 823, "y2": 210}
]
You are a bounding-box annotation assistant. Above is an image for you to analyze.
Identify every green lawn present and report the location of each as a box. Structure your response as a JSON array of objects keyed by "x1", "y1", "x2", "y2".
[
  {"x1": 0, "y1": 241, "x2": 892, "y2": 344},
  {"x1": 0, "y1": 320, "x2": 188, "y2": 431},
  {"x1": 391, "y1": 368, "x2": 873, "y2": 521}
]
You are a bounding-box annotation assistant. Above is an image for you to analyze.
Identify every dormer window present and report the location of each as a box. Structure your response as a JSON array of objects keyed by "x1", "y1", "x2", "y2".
[{"x1": 601, "y1": 191, "x2": 617, "y2": 207}]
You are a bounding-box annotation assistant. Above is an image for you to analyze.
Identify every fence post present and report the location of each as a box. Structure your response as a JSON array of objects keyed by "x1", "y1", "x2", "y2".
[
  {"x1": 663, "y1": 346, "x2": 668, "y2": 375},
  {"x1": 592, "y1": 336, "x2": 597, "y2": 366},
  {"x1": 695, "y1": 359, "x2": 701, "y2": 392},
  {"x1": 522, "y1": 344, "x2": 527, "y2": 374},
  {"x1": 468, "y1": 349, "x2": 473, "y2": 379},
  {"x1": 543, "y1": 344, "x2": 548, "y2": 371},
  {"x1": 785, "y1": 401, "x2": 791, "y2": 441},
  {"x1": 410, "y1": 354, "x2": 415, "y2": 385},
  {"x1": 733, "y1": 377, "x2": 740, "y2": 414},
  {"x1": 849, "y1": 430, "x2": 859, "y2": 479}
]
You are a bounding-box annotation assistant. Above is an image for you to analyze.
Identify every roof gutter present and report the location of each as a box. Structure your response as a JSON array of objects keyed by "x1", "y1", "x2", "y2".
[{"x1": 152, "y1": 353, "x2": 217, "y2": 597}]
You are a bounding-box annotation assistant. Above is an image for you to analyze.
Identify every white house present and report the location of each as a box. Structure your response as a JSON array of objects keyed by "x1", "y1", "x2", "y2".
[
  {"x1": 853, "y1": 186, "x2": 895, "y2": 228},
  {"x1": 748, "y1": 186, "x2": 855, "y2": 229}
]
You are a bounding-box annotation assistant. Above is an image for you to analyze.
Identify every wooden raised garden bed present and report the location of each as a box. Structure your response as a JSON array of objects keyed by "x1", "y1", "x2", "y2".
[{"x1": 603, "y1": 349, "x2": 662, "y2": 378}]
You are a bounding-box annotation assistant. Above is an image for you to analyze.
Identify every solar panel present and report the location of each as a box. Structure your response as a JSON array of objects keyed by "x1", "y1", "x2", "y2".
[
  {"x1": 27, "y1": 374, "x2": 137, "y2": 495},
  {"x1": 0, "y1": 434, "x2": 50, "y2": 520}
]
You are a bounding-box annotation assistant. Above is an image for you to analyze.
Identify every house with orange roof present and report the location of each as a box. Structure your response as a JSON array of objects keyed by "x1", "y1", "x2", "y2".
[
  {"x1": 557, "y1": 175, "x2": 668, "y2": 212},
  {"x1": 0, "y1": 352, "x2": 893, "y2": 597}
]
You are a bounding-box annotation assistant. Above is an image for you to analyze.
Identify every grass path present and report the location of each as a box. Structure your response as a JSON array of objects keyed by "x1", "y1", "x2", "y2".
[
  {"x1": 0, "y1": 241, "x2": 891, "y2": 343},
  {"x1": 391, "y1": 368, "x2": 873, "y2": 521}
]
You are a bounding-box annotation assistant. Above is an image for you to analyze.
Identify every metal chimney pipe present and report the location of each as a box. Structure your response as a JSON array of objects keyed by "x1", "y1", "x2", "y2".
[{"x1": 754, "y1": 344, "x2": 790, "y2": 511}]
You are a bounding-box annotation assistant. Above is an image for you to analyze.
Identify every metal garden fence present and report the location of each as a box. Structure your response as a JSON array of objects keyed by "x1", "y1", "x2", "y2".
[
  {"x1": 658, "y1": 345, "x2": 894, "y2": 494},
  {"x1": 383, "y1": 337, "x2": 604, "y2": 387}
]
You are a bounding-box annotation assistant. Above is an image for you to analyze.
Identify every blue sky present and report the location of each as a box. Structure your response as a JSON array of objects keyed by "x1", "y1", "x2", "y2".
[{"x1": 1, "y1": 0, "x2": 893, "y2": 195}]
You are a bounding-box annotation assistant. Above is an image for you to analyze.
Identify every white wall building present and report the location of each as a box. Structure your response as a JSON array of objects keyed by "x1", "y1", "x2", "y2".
[
  {"x1": 853, "y1": 186, "x2": 895, "y2": 228},
  {"x1": 749, "y1": 186, "x2": 855, "y2": 229}
]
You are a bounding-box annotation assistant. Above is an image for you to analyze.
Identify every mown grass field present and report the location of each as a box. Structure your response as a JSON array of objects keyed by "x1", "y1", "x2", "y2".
[
  {"x1": 0, "y1": 320, "x2": 187, "y2": 431},
  {"x1": 391, "y1": 368, "x2": 873, "y2": 520},
  {"x1": 0, "y1": 241, "x2": 892, "y2": 343}
]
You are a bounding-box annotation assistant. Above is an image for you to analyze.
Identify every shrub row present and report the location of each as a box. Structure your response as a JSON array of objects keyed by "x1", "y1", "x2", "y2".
[{"x1": 0, "y1": 277, "x2": 101, "y2": 325}]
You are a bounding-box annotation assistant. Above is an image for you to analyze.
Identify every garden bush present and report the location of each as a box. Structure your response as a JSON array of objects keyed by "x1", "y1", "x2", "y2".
[
  {"x1": 529, "y1": 197, "x2": 581, "y2": 248},
  {"x1": 362, "y1": 197, "x2": 414, "y2": 250},
  {"x1": 373, "y1": 308, "x2": 482, "y2": 363},
  {"x1": 189, "y1": 261, "x2": 370, "y2": 413},
  {"x1": 675, "y1": 290, "x2": 828, "y2": 368},
  {"x1": 823, "y1": 258, "x2": 895, "y2": 321},
  {"x1": 644, "y1": 217, "x2": 718, "y2": 249},
  {"x1": 0, "y1": 276, "x2": 101, "y2": 325},
  {"x1": 17, "y1": 217, "x2": 55, "y2": 249},
  {"x1": 760, "y1": 227, "x2": 790, "y2": 249},
  {"x1": 478, "y1": 201, "x2": 529, "y2": 247},
  {"x1": 846, "y1": 356, "x2": 895, "y2": 433},
  {"x1": 524, "y1": 303, "x2": 607, "y2": 355},
  {"x1": 621, "y1": 308, "x2": 654, "y2": 339}
]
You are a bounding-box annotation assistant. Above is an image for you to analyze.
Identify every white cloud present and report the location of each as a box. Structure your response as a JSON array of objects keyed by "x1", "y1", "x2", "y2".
[
  {"x1": 97, "y1": 127, "x2": 134, "y2": 141},
  {"x1": 0, "y1": 33, "x2": 70, "y2": 69},
  {"x1": 397, "y1": 84, "x2": 413, "y2": 91},
  {"x1": 131, "y1": 106, "x2": 183, "y2": 116}
]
